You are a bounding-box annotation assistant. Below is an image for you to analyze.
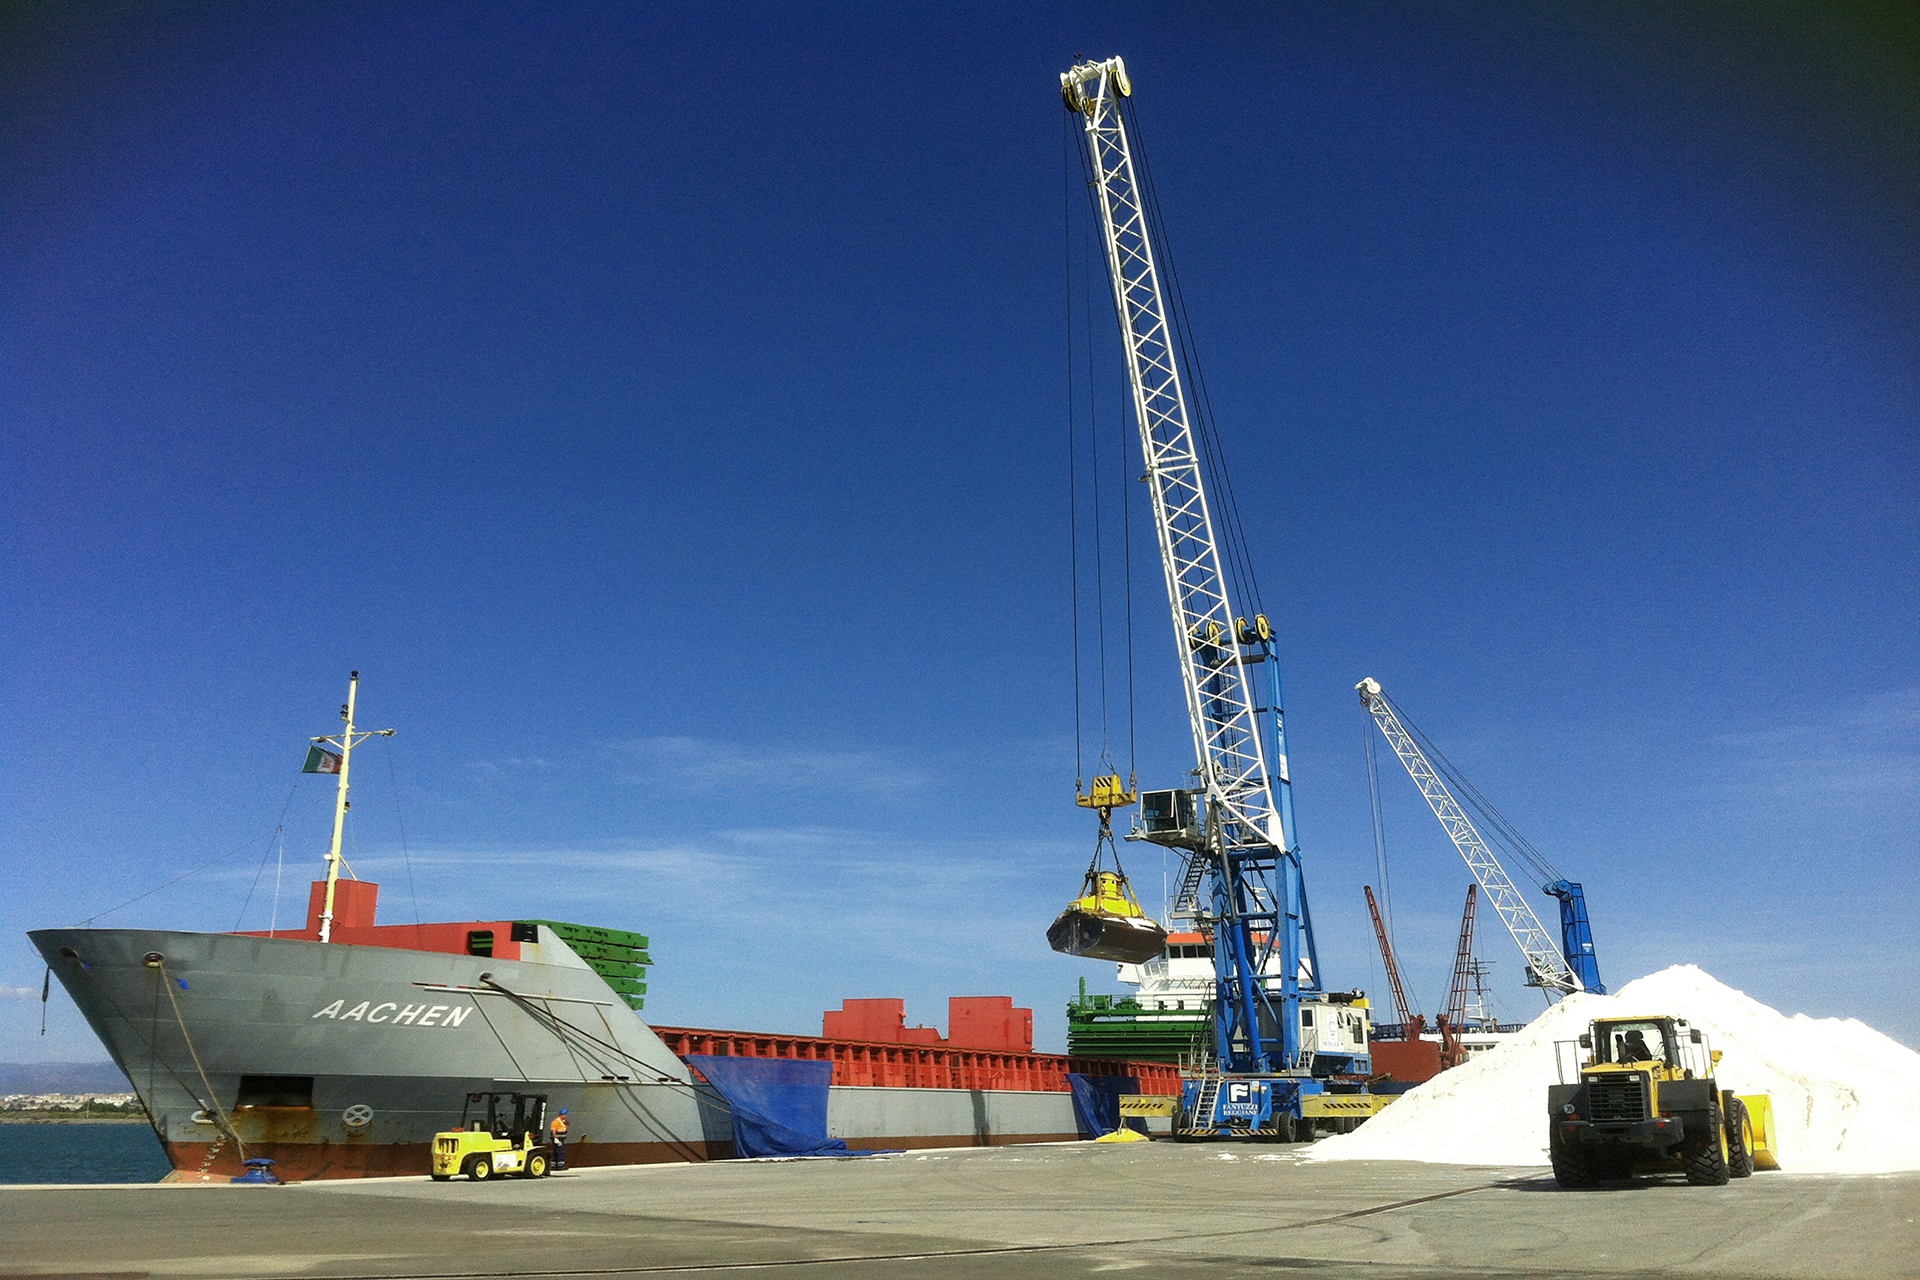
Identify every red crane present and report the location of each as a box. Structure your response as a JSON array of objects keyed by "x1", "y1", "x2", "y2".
[
  {"x1": 1363, "y1": 885, "x2": 1422, "y2": 1035},
  {"x1": 1444, "y1": 883, "x2": 1480, "y2": 1026},
  {"x1": 1436, "y1": 884, "x2": 1479, "y2": 1069}
]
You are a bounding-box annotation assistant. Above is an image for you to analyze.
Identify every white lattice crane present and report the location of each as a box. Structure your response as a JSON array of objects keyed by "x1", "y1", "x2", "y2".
[
  {"x1": 1062, "y1": 58, "x2": 1370, "y2": 1136},
  {"x1": 1356, "y1": 677, "x2": 1598, "y2": 996}
]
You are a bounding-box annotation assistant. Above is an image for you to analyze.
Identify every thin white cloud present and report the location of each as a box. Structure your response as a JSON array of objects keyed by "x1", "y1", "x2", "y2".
[
  {"x1": 1703, "y1": 688, "x2": 1920, "y2": 806},
  {"x1": 604, "y1": 736, "x2": 930, "y2": 795},
  {"x1": 0, "y1": 986, "x2": 42, "y2": 1001},
  {"x1": 370, "y1": 827, "x2": 1082, "y2": 948},
  {"x1": 465, "y1": 756, "x2": 557, "y2": 777}
]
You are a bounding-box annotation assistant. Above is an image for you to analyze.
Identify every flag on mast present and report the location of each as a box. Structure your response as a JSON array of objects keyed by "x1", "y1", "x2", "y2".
[{"x1": 303, "y1": 745, "x2": 343, "y2": 775}]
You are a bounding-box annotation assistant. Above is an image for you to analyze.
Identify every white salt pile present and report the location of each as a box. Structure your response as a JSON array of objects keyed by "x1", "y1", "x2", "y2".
[{"x1": 1308, "y1": 964, "x2": 1920, "y2": 1173}]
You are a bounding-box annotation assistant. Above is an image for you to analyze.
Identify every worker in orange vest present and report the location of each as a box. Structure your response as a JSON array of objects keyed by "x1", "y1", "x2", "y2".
[{"x1": 549, "y1": 1109, "x2": 568, "y2": 1170}]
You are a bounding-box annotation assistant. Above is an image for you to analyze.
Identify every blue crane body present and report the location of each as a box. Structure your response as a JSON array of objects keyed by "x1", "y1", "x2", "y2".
[{"x1": 1546, "y1": 881, "x2": 1605, "y2": 995}]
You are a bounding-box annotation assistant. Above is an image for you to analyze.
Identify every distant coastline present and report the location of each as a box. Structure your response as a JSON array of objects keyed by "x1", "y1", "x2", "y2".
[{"x1": 0, "y1": 1113, "x2": 149, "y2": 1125}]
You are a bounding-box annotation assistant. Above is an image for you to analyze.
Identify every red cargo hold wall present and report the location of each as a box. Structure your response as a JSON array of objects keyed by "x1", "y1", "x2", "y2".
[{"x1": 946, "y1": 997, "x2": 1034, "y2": 1053}]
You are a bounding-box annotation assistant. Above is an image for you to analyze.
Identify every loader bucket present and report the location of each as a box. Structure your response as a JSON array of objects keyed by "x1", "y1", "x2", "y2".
[
  {"x1": 1739, "y1": 1094, "x2": 1782, "y2": 1171},
  {"x1": 1047, "y1": 907, "x2": 1170, "y2": 965}
]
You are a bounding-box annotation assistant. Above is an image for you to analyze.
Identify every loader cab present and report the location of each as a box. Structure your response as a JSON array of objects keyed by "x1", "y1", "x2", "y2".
[
  {"x1": 1590, "y1": 1018, "x2": 1679, "y2": 1068},
  {"x1": 1580, "y1": 1016, "x2": 1713, "y2": 1081}
]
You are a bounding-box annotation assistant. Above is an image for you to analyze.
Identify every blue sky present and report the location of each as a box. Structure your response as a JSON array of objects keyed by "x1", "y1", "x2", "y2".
[{"x1": 4, "y1": 3, "x2": 1915, "y2": 1061}]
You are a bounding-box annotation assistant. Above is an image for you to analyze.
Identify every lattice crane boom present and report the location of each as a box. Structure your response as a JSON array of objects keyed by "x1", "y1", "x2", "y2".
[
  {"x1": 1061, "y1": 58, "x2": 1280, "y2": 852},
  {"x1": 1062, "y1": 56, "x2": 1322, "y2": 1081},
  {"x1": 1356, "y1": 678, "x2": 1581, "y2": 995}
]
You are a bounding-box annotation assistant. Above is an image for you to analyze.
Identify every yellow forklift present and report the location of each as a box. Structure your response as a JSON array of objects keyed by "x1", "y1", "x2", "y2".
[
  {"x1": 431, "y1": 1091, "x2": 554, "y2": 1181},
  {"x1": 1549, "y1": 1015, "x2": 1778, "y2": 1187}
]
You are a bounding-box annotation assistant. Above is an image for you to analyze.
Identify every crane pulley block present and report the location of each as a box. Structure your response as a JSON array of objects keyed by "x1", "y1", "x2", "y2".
[{"x1": 1076, "y1": 774, "x2": 1137, "y2": 810}]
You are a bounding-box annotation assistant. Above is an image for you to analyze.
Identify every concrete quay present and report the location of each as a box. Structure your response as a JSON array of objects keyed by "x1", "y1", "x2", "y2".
[{"x1": 3, "y1": 1141, "x2": 1915, "y2": 1279}]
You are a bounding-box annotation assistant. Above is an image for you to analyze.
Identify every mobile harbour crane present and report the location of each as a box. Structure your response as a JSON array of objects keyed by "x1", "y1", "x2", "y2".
[
  {"x1": 1357, "y1": 677, "x2": 1604, "y2": 997},
  {"x1": 1055, "y1": 56, "x2": 1378, "y2": 1140}
]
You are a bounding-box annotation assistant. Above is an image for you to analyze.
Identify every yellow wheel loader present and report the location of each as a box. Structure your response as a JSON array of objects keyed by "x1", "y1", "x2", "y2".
[
  {"x1": 1548, "y1": 1015, "x2": 1779, "y2": 1187},
  {"x1": 430, "y1": 1091, "x2": 554, "y2": 1182}
]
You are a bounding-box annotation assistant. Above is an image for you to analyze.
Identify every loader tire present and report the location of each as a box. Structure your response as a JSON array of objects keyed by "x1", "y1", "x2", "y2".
[
  {"x1": 1723, "y1": 1094, "x2": 1755, "y2": 1179},
  {"x1": 1684, "y1": 1098, "x2": 1730, "y2": 1186},
  {"x1": 1550, "y1": 1141, "x2": 1597, "y2": 1188},
  {"x1": 465, "y1": 1155, "x2": 495, "y2": 1182}
]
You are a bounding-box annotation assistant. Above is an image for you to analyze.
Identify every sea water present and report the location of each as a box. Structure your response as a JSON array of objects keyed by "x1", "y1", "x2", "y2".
[{"x1": 0, "y1": 1122, "x2": 171, "y2": 1183}]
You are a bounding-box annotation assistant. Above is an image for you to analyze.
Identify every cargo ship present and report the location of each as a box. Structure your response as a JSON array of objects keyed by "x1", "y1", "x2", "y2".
[
  {"x1": 1066, "y1": 931, "x2": 1217, "y2": 1061},
  {"x1": 1069, "y1": 929, "x2": 1519, "y2": 1086},
  {"x1": 30, "y1": 675, "x2": 1175, "y2": 1181},
  {"x1": 32, "y1": 878, "x2": 1177, "y2": 1180}
]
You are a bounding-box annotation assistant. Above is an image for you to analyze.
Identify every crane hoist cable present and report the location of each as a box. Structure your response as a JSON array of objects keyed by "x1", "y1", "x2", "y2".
[
  {"x1": 1364, "y1": 716, "x2": 1398, "y2": 952},
  {"x1": 1055, "y1": 114, "x2": 1161, "y2": 964},
  {"x1": 1065, "y1": 109, "x2": 1137, "y2": 791},
  {"x1": 1064, "y1": 107, "x2": 1142, "y2": 790},
  {"x1": 1379, "y1": 690, "x2": 1564, "y2": 888}
]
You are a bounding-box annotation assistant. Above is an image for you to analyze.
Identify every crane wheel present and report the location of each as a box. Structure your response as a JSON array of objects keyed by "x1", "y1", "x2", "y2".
[
  {"x1": 1684, "y1": 1098, "x2": 1731, "y2": 1186},
  {"x1": 1723, "y1": 1094, "x2": 1755, "y2": 1179}
]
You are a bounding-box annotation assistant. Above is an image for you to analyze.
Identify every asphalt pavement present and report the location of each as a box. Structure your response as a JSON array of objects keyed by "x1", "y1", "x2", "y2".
[{"x1": 3, "y1": 1140, "x2": 1915, "y2": 1279}]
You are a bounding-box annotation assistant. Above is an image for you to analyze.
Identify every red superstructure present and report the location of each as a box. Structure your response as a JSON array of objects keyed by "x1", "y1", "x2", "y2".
[{"x1": 232, "y1": 880, "x2": 531, "y2": 961}]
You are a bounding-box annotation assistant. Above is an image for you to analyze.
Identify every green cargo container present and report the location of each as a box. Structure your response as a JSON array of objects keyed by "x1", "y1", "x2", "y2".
[
  {"x1": 527, "y1": 920, "x2": 651, "y2": 1011},
  {"x1": 565, "y1": 939, "x2": 656, "y2": 965},
  {"x1": 1066, "y1": 992, "x2": 1209, "y2": 1063},
  {"x1": 526, "y1": 920, "x2": 650, "y2": 951}
]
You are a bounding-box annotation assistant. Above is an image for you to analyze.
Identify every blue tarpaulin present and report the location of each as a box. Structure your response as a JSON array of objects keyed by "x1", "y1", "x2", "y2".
[
  {"x1": 1067, "y1": 1072, "x2": 1140, "y2": 1138},
  {"x1": 684, "y1": 1056, "x2": 860, "y2": 1159}
]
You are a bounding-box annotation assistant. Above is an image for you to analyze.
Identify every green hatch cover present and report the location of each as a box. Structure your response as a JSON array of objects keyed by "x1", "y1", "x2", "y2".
[{"x1": 523, "y1": 920, "x2": 651, "y2": 1011}]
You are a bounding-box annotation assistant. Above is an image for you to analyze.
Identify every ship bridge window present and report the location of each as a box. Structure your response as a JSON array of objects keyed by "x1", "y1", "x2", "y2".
[
  {"x1": 235, "y1": 1075, "x2": 313, "y2": 1109},
  {"x1": 466, "y1": 930, "x2": 495, "y2": 957}
]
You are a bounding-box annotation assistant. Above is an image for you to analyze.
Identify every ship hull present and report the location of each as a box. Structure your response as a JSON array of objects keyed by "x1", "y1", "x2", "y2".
[{"x1": 31, "y1": 926, "x2": 1092, "y2": 1181}]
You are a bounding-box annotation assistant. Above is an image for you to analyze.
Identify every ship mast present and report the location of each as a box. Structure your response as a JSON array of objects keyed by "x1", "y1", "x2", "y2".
[{"x1": 312, "y1": 671, "x2": 394, "y2": 943}]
